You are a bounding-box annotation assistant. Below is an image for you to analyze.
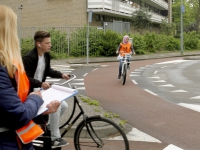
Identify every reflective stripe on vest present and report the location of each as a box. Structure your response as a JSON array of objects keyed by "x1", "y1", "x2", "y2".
[
  {"x1": 13, "y1": 60, "x2": 44, "y2": 144},
  {"x1": 119, "y1": 42, "x2": 131, "y2": 57}
]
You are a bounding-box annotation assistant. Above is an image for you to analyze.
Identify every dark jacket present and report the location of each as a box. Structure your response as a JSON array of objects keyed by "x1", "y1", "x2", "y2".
[
  {"x1": 22, "y1": 48, "x2": 63, "y2": 93},
  {"x1": 0, "y1": 66, "x2": 44, "y2": 150}
]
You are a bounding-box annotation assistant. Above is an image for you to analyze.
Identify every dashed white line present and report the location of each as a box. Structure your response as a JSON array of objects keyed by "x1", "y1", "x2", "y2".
[
  {"x1": 92, "y1": 68, "x2": 99, "y2": 71},
  {"x1": 148, "y1": 76, "x2": 160, "y2": 79},
  {"x1": 154, "y1": 71, "x2": 158, "y2": 74},
  {"x1": 132, "y1": 80, "x2": 138, "y2": 84},
  {"x1": 159, "y1": 84, "x2": 174, "y2": 87},
  {"x1": 152, "y1": 80, "x2": 166, "y2": 83},
  {"x1": 129, "y1": 74, "x2": 140, "y2": 76},
  {"x1": 170, "y1": 89, "x2": 188, "y2": 93},
  {"x1": 83, "y1": 73, "x2": 88, "y2": 76},
  {"x1": 131, "y1": 72, "x2": 141, "y2": 73},
  {"x1": 144, "y1": 89, "x2": 157, "y2": 96},
  {"x1": 190, "y1": 96, "x2": 200, "y2": 99}
]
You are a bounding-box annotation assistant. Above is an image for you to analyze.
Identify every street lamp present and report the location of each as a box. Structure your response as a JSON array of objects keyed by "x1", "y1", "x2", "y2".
[{"x1": 18, "y1": 5, "x2": 23, "y2": 47}]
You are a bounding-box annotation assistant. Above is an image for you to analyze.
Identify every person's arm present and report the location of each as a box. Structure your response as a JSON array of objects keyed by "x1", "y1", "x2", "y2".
[
  {"x1": 116, "y1": 44, "x2": 121, "y2": 54},
  {"x1": 0, "y1": 67, "x2": 44, "y2": 130}
]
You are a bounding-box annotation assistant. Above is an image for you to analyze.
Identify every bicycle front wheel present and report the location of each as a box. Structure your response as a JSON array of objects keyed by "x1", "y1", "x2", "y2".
[
  {"x1": 74, "y1": 116, "x2": 129, "y2": 150},
  {"x1": 122, "y1": 64, "x2": 127, "y2": 85}
]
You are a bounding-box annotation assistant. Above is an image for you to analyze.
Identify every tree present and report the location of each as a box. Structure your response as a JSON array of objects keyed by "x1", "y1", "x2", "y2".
[
  {"x1": 187, "y1": 0, "x2": 200, "y2": 32},
  {"x1": 172, "y1": 0, "x2": 196, "y2": 32},
  {"x1": 130, "y1": 8, "x2": 152, "y2": 33}
]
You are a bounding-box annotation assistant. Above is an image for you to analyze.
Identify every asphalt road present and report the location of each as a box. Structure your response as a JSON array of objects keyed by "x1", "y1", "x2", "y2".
[{"x1": 84, "y1": 57, "x2": 200, "y2": 150}]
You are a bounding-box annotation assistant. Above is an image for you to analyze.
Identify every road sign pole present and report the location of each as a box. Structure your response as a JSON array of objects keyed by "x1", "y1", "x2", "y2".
[{"x1": 180, "y1": 0, "x2": 184, "y2": 55}]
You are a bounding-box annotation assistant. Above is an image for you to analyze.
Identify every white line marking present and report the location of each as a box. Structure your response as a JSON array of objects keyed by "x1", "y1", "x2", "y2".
[
  {"x1": 134, "y1": 69, "x2": 143, "y2": 71},
  {"x1": 46, "y1": 79, "x2": 61, "y2": 82},
  {"x1": 100, "y1": 65, "x2": 109, "y2": 67},
  {"x1": 76, "y1": 87, "x2": 85, "y2": 90},
  {"x1": 144, "y1": 89, "x2": 157, "y2": 96},
  {"x1": 74, "y1": 79, "x2": 84, "y2": 81},
  {"x1": 154, "y1": 71, "x2": 158, "y2": 74},
  {"x1": 152, "y1": 80, "x2": 166, "y2": 83},
  {"x1": 190, "y1": 96, "x2": 200, "y2": 99},
  {"x1": 161, "y1": 66, "x2": 167, "y2": 68},
  {"x1": 163, "y1": 144, "x2": 184, "y2": 150},
  {"x1": 92, "y1": 68, "x2": 98, "y2": 71},
  {"x1": 131, "y1": 72, "x2": 141, "y2": 74},
  {"x1": 58, "y1": 69, "x2": 74, "y2": 71},
  {"x1": 83, "y1": 73, "x2": 88, "y2": 76},
  {"x1": 155, "y1": 60, "x2": 191, "y2": 65},
  {"x1": 170, "y1": 89, "x2": 188, "y2": 93},
  {"x1": 147, "y1": 76, "x2": 160, "y2": 79},
  {"x1": 70, "y1": 82, "x2": 84, "y2": 85},
  {"x1": 110, "y1": 127, "x2": 161, "y2": 143},
  {"x1": 129, "y1": 74, "x2": 140, "y2": 76},
  {"x1": 52, "y1": 65, "x2": 70, "y2": 67},
  {"x1": 132, "y1": 80, "x2": 138, "y2": 84},
  {"x1": 159, "y1": 84, "x2": 174, "y2": 87},
  {"x1": 178, "y1": 103, "x2": 200, "y2": 112}
]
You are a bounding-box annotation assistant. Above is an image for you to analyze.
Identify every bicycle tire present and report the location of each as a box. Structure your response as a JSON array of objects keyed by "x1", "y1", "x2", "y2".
[
  {"x1": 122, "y1": 64, "x2": 127, "y2": 85},
  {"x1": 74, "y1": 116, "x2": 129, "y2": 150}
]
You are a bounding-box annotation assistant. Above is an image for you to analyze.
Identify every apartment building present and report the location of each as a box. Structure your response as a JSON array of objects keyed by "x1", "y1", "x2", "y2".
[{"x1": 1, "y1": 0, "x2": 172, "y2": 31}]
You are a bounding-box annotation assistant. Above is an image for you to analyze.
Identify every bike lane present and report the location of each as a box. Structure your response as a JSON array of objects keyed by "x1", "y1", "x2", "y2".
[{"x1": 84, "y1": 57, "x2": 200, "y2": 150}]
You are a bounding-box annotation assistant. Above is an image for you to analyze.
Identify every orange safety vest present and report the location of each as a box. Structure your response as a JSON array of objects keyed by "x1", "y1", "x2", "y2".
[
  {"x1": 13, "y1": 60, "x2": 44, "y2": 144},
  {"x1": 119, "y1": 42, "x2": 132, "y2": 57}
]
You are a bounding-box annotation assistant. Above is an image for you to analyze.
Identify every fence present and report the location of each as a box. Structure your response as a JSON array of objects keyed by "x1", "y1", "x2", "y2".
[
  {"x1": 20, "y1": 22, "x2": 130, "y2": 56},
  {"x1": 20, "y1": 26, "x2": 103, "y2": 56}
]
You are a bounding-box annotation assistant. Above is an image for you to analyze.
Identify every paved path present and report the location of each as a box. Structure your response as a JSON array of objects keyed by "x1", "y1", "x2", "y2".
[{"x1": 84, "y1": 57, "x2": 200, "y2": 150}]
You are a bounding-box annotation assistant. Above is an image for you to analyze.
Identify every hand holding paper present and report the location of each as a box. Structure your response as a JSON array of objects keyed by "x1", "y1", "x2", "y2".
[{"x1": 36, "y1": 85, "x2": 78, "y2": 116}]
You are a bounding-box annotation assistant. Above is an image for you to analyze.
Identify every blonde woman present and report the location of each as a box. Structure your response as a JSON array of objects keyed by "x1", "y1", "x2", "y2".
[{"x1": 0, "y1": 5, "x2": 60, "y2": 150}]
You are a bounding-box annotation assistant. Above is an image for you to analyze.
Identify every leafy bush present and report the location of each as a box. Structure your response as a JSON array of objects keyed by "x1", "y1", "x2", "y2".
[
  {"x1": 184, "y1": 31, "x2": 199, "y2": 50},
  {"x1": 21, "y1": 37, "x2": 34, "y2": 56}
]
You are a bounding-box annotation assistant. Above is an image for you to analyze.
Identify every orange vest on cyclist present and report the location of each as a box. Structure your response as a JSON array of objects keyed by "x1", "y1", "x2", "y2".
[
  {"x1": 13, "y1": 60, "x2": 44, "y2": 144},
  {"x1": 119, "y1": 42, "x2": 132, "y2": 57}
]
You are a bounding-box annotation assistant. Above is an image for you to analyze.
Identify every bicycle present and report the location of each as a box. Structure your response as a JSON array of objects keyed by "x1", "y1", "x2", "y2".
[
  {"x1": 33, "y1": 74, "x2": 130, "y2": 150},
  {"x1": 120, "y1": 53, "x2": 131, "y2": 85}
]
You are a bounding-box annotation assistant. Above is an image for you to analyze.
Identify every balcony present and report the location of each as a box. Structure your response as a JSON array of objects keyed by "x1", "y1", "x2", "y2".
[
  {"x1": 87, "y1": 0, "x2": 168, "y2": 23},
  {"x1": 143, "y1": 0, "x2": 168, "y2": 10}
]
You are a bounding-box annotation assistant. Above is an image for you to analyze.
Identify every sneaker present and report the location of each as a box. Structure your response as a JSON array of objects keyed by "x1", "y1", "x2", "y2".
[{"x1": 51, "y1": 138, "x2": 68, "y2": 148}]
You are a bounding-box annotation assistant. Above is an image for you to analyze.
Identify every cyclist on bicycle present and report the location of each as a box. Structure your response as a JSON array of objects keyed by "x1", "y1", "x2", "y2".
[{"x1": 116, "y1": 35, "x2": 135, "y2": 79}]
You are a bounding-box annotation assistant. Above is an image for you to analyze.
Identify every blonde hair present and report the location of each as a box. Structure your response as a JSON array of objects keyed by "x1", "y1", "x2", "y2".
[{"x1": 0, "y1": 5, "x2": 24, "y2": 78}]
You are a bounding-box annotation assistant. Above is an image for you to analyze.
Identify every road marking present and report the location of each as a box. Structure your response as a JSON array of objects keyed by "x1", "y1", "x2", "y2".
[
  {"x1": 52, "y1": 65, "x2": 70, "y2": 67},
  {"x1": 152, "y1": 80, "x2": 166, "y2": 82},
  {"x1": 148, "y1": 76, "x2": 160, "y2": 79},
  {"x1": 132, "y1": 80, "x2": 138, "y2": 84},
  {"x1": 83, "y1": 73, "x2": 88, "y2": 76},
  {"x1": 154, "y1": 71, "x2": 158, "y2": 74},
  {"x1": 159, "y1": 84, "x2": 174, "y2": 87},
  {"x1": 134, "y1": 69, "x2": 143, "y2": 71},
  {"x1": 190, "y1": 96, "x2": 200, "y2": 99},
  {"x1": 74, "y1": 79, "x2": 84, "y2": 81},
  {"x1": 46, "y1": 79, "x2": 61, "y2": 82},
  {"x1": 129, "y1": 74, "x2": 140, "y2": 76},
  {"x1": 100, "y1": 65, "x2": 109, "y2": 67},
  {"x1": 163, "y1": 144, "x2": 184, "y2": 150},
  {"x1": 70, "y1": 82, "x2": 84, "y2": 85},
  {"x1": 131, "y1": 72, "x2": 141, "y2": 73},
  {"x1": 161, "y1": 66, "x2": 168, "y2": 68},
  {"x1": 155, "y1": 60, "x2": 191, "y2": 65},
  {"x1": 109, "y1": 127, "x2": 161, "y2": 143},
  {"x1": 178, "y1": 103, "x2": 200, "y2": 112},
  {"x1": 76, "y1": 87, "x2": 85, "y2": 90},
  {"x1": 170, "y1": 89, "x2": 188, "y2": 93},
  {"x1": 92, "y1": 68, "x2": 98, "y2": 71},
  {"x1": 144, "y1": 89, "x2": 157, "y2": 96}
]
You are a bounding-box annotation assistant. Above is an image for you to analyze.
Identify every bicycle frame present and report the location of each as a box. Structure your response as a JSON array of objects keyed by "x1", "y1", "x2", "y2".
[{"x1": 121, "y1": 53, "x2": 131, "y2": 75}]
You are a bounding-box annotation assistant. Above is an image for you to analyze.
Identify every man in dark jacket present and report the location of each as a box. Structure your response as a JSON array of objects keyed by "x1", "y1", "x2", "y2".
[{"x1": 23, "y1": 31, "x2": 70, "y2": 148}]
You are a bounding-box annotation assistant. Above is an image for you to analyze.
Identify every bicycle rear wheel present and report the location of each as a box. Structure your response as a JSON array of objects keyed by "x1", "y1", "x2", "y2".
[
  {"x1": 122, "y1": 64, "x2": 127, "y2": 85},
  {"x1": 74, "y1": 116, "x2": 129, "y2": 150}
]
